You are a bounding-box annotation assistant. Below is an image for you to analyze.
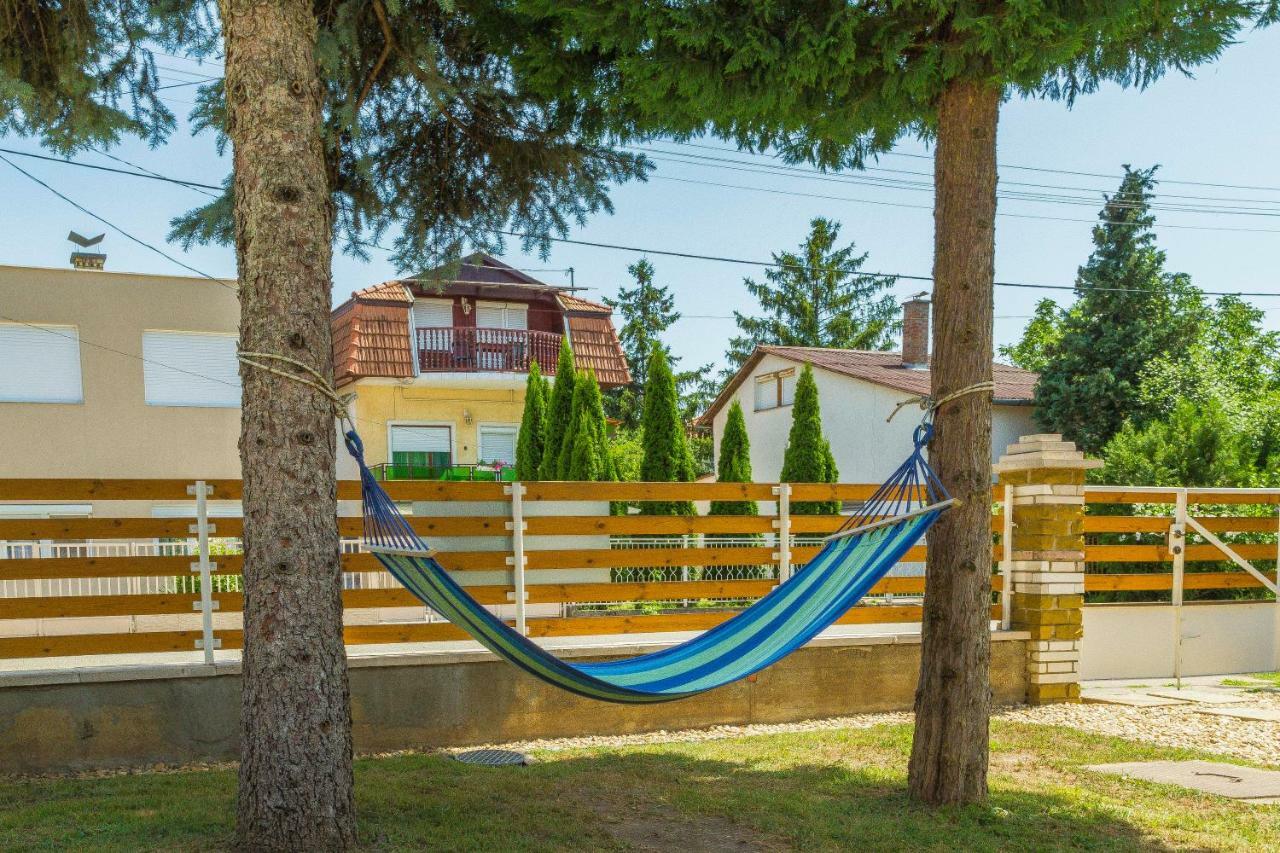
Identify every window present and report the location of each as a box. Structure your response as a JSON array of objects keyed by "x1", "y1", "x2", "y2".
[
  {"x1": 389, "y1": 424, "x2": 452, "y2": 479},
  {"x1": 142, "y1": 331, "x2": 240, "y2": 407},
  {"x1": 0, "y1": 323, "x2": 83, "y2": 403},
  {"x1": 478, "y1": 425, "x2": 518, "y2": 466},
  {"x1": 475, "y1": 301, "x2": 528, "y2": 330},
  {"x1": 753, "y1": 368, "x2": 796, "y2": 411},
  {"x1": 412, "y1": 298, "x2": 453, "y2": 328}
]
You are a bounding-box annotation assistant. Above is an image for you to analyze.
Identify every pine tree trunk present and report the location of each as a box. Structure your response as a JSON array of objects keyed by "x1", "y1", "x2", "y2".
[
  {"x1": 906, "y1": 78, "x2": 999, "y2": 806},
  {"x1": 220, "y1": 0, "x2": 356, "y2": 848}
]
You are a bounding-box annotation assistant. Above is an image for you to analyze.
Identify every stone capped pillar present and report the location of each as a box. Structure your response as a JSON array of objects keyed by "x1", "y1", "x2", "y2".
[{"x1": 994, "y1": 434, "x2": 1101, "y2": 704}]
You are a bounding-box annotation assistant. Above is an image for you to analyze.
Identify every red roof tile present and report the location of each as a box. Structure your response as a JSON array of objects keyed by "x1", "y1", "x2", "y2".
[{"x1": 331, "y1": 289, "x2": 415, "y2": 385}]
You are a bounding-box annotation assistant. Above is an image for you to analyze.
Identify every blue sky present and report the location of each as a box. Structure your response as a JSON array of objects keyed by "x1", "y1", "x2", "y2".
[{"x1": 3, "y1": 27, "x2": 1280, "y2": 376}]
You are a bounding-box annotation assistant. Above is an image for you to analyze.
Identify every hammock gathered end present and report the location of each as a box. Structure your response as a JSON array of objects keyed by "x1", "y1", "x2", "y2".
[{"x1": 343, "y1": 422, "x2": 952, "y2": 704}]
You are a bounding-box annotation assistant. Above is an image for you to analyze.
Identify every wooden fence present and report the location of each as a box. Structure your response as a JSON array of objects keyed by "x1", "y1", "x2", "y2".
[
  {"x1": 0, "y1": 479, "x2": 999, "y2": 661},
  {"x1": 2, "y1": 479, "x2": 1275, "y2": 663}
]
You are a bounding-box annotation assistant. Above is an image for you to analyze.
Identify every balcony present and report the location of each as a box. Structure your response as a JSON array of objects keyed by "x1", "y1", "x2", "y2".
[
  {"x1": 416, "y1": 327, "x2": 562, "y2": 374},
  {"x1": 369, "y1": 462, "x2": 517, "y2": 482}
]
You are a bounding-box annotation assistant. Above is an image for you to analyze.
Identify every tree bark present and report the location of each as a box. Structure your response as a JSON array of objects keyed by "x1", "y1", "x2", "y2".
[
  {"x1": 907, "y1": 78, "x2": 999, "y2": 806},
  {"x1": 220, "y1": 1, "x2": 356, "y2": 848}
]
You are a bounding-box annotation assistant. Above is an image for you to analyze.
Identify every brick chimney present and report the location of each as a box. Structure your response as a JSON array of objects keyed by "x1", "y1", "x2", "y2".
[{"x1": 901, "y1": 294, "x2": 930, "y2": 369}]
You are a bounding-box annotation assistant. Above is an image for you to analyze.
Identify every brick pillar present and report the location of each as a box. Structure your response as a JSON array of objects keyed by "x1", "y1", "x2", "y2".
[{"x1": 994, "y1": 433, "x2": 1101, "y2": 704}]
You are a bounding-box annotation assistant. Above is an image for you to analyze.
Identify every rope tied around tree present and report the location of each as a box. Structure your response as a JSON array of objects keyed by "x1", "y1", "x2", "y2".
[
  {"x1": 886, "y1": 381, "x2": 995, "y2": 424},
  {"x1": 237, "y1": 351, "x2": 357, "y2": 434}
]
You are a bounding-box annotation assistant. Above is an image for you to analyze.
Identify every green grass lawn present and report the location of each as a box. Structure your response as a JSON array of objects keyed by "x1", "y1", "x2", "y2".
[
  {"x1": 1, "y1": 721, "x2": 1276, "y2": 851},
  {"x1": 1222, "y1": 671, "x2": 1280, "y2": 690}
]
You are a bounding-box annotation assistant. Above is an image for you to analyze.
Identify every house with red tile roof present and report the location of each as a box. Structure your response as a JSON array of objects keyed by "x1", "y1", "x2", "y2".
[
  {"x1": 699, "y1": 297, "x2": 1038, "y2": 485},
  {"x1": 331, "y1": 253, "x2": 629, "y2": 481}
]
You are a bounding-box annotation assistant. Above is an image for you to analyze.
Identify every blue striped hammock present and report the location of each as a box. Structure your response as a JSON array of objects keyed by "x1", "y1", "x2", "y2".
[{"x1": 343, "y1": 425, "x2": 952, "y2": 704}]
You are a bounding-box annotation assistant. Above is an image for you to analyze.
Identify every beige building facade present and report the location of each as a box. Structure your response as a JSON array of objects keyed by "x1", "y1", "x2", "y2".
[{"x1": 0, "y1": 264, "x2": 242, "y2": 483}]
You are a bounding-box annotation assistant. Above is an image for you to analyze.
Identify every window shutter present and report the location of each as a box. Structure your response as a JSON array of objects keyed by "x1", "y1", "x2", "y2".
[
  {"x1": 505, "y1": 304, "x2": 528, "y2": 330},
  {"x1": 478, "y1": 426, "x2": 518, "y2": 465},
  {"x1": 389, "y1": 425, "x2": 451, "y2": 454},
  {"x1": 754, "y1": 376, "x2": 775, "y2": 411},
  {"x1": 412, "y1": 299, "x2": 453, "y2": 328},
  {"x1": 0, "y1": 323, "x2": 84, "y2": 403},
  {"x1": 142, "y1": 331, "x2": 240, "y2": 407},
  {"x1": 476, "y1": 302, "x2": 505, "y2": 328}
]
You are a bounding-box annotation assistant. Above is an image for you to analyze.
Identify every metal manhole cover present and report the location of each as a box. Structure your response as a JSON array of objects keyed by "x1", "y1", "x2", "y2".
[{"x1": 454, "y1": 749, "x2": 528, "y2": 767}]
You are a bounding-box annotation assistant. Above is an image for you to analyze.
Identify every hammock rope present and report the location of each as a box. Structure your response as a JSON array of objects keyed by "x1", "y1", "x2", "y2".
[{"x1": 342, "y1": 419, "x2": 954, "y2": 704}]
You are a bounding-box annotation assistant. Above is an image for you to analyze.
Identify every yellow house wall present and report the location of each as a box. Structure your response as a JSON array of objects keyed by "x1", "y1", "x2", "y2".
[{"x1": 349, "y1": 381, "x2": 525, "y2": 467}]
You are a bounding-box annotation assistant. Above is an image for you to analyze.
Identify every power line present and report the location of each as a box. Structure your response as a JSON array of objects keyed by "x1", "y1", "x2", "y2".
[
  {"x1": 646, "y1": 143, "x2": 1280, "y2": 211},
  {"x1": 87, "y1": 147, "x2": 221, "y2": 199},
  {"x1": 0, "y1": 147, "x2": 222, "y2": 192},
  {"x1": 496, "y1": 229, "x2": 1280, "y2": 299},
  {"x1": 0, "y1": 153, "x2": 234, "y2": 287}
]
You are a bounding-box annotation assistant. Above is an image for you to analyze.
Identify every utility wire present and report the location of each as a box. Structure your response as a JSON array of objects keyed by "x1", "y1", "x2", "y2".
[
  {"x1": 0, "y1": 147, "x2": 222, "y2": 191},
  {"x1": 496, "y1": 229, "x2": 1280, "y2": 299},
  {"x1": 0, "y1": 154, "x2": 234, "y2": 287}
]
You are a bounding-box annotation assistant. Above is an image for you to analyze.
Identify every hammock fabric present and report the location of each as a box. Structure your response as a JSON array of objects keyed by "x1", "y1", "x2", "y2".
[{"x1": 343, "y1": 424, "x2": 952, "y2": 704}]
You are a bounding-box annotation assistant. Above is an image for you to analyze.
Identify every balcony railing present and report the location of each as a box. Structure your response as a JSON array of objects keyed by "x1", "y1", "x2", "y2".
[
  {"x1": 369, "y1": 462, "x2": 518, "y2": 482},
  {"x1": 416, "y1": 327, "x2": 562, "y2": 374}
]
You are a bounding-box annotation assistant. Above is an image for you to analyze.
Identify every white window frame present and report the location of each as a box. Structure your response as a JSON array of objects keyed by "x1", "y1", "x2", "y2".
[
  {"x1": 142, "y1": 329, "x2": 241, "y2": 408},
  {"x1": 477, "y1": 422, "x2": 519, "y2": 467},
  {"x1": 753, "y1": 368, "x2": 796, "y2": 412},
  {"x1": 0, "y1": 322, "x2": 84, "y2": 404},
  {"x1": 412, "y1": 298, "x2": 454, "y2": 328}
]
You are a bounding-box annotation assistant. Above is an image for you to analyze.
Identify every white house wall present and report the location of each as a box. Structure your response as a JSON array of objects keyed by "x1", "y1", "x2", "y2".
[{"x1": 711, "y1": 353, "x2": 1038, "y2": 485}]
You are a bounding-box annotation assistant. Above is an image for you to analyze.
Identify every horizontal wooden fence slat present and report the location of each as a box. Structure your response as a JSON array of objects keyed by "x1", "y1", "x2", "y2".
[
  {"x1": 0, "y1": 631, "x2": 206, "y2": 658},
  {"x1": 1084, "y1": 571, "x2": 1277, "y2": 592},
  {"x1": 1086, "y1": 490, "x2": 1280, "y2": 505},
  {"x1": 1085, "y1": 543, "x2": 1278, "y2": 563},
  {"x1": 0, "y1": 479, "x2": 245, "y2": 501},
  {"x1": 1084, "y1": 515, "x2": 1280, "y2": 534},
  {"x1": 0, "y1": 555, "x2": 202, "y2": 580},
  {"x1": 0, "y1": 593, "x2": 201, "y2": 619}
]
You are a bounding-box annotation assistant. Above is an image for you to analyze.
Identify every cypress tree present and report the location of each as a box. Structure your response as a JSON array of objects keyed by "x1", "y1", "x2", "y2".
[
  {"x1": 779, "y1": 365, "x2": 839, "y2": 515},
  {"x1": 540, "y1": 338, "x2": 576, "y2": 479},
  {"x1": 639, "y1": 348, "x2": 696, "y2": 516},
  {"x1": 559, "y1": 369, "x2": 613, "y2": 481},
  {"x1": 709, "y1": 400, "x2": 757, "y2": 517},
  {"x1": 516, "y1": 361, "x2": 549, "y2": 480}
]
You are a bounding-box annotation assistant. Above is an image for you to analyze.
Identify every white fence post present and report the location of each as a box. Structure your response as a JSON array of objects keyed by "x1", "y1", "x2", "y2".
[
  {"x1": 188, "y1": 480, "x2": 218, "y2": 664},
  {"x1": 1001, "y1": 483, "x2": 1014, "y2": 630},
  {"x1": 773, "y1": 484, "x2": 792, "y2": 582},
  {"x1": 1170, "y1": 489, "x2": 1188, "y2": 688},
  {"x1": 505, "y1": 482, "x2": 528, "y2": 635}
]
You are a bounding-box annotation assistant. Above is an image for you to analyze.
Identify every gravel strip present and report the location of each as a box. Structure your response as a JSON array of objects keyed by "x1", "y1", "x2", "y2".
[
  {"x1": 458, "y1": 694, "x2": 1280, "y2": 766},
  {"x1": 999, "y1": 693, "x2": 1280, "y2": 765}
]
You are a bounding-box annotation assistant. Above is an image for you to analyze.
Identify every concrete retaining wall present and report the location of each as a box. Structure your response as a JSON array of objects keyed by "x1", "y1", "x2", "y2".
[{"x1": 0, "y1": 632, "x2": 1028, "y2": 774}]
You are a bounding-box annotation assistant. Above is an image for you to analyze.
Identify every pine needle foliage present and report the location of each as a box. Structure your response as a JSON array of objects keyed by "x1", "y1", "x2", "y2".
[
  {"x1": 516, "y1": 360, "x2": 549, "y2": 480},
  {"x1": 708, "y1": 400, "x2": 756, "y2": 517},
  {"x1": 779, "y1": 365, "x2": 838, "y2": 515},
  {"x1": 603, "y1": 258, "x2": 681, "y2": 429},
  {"x1": 1034, "y1": 167, "x2": 1208, "y2": 453},
  {"x1": 727, "y1": 218, "x2": 898, "y2": 374}
]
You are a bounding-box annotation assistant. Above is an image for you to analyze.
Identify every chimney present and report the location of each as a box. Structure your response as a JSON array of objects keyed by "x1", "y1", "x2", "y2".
[
  {"x1": 901, "y1": 293, "x2": 930, "y2": 369},
  {"x1": 67, "y1": 231, "x2": 106, "y2": 270}
]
